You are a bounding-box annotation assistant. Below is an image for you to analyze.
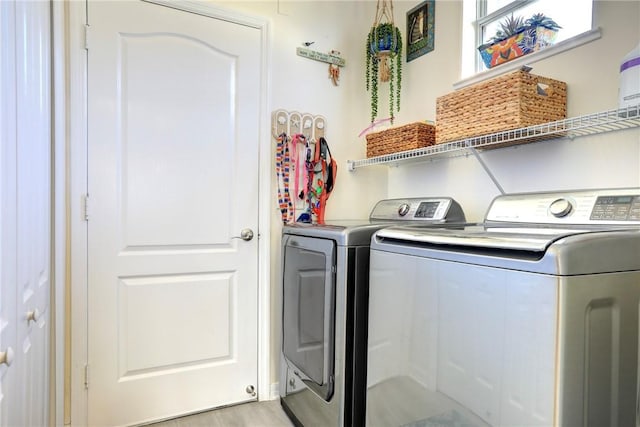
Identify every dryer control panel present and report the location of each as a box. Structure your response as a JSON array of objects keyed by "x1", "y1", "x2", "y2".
[{"x1": 370, "y1": 197, "x2": 466, "y2": 223}]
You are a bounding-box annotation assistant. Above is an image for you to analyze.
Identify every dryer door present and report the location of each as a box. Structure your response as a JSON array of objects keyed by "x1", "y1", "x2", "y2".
[{"x1": 282, "y1": 234, "x2": 336, "y2": 401}]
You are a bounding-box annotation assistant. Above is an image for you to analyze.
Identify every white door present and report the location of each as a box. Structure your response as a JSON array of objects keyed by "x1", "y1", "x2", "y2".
[
  {"x1": 15, "y1": 2, "x2": 52, "y2": 425},
  {"x1": 0, "y1": 3, "x2": 18, "y2": 424},
  {"x1": 1, "y1": 1, "x2": 51, "y2": 425},
  {"x1": 86, "y1": 1, "x2": 261, "y2": 425}
]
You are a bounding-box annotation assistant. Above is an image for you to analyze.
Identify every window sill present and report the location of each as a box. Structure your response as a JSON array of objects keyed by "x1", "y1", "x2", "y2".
[{"x1": 454, "y1": 28, "x2": 602, "y2": 90}]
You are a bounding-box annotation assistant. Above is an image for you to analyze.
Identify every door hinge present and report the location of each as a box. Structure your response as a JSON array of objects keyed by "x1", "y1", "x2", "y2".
[
  {"x1": 84, "y1": 364, "x2": 89, "y2": 389},
  {"x1": 83, "y1": 194, "x2": 90, "y2": 221},
  {"x1": 84, "y1": 24, "x2": 90, "y2": 50}
]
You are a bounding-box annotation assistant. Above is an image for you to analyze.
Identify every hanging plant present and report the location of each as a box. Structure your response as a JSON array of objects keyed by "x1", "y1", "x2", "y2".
[{"x1": 366, "y1": 1, "x2": 403, "y2": 124}]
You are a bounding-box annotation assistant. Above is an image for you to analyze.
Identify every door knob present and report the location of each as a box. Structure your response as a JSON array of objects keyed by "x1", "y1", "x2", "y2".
[
  {"x1": 246, "y1": 384, "x2": 256, "y2": 396},
  {"x1": 233, "y1": 228, "x2": 254, "y2": 241},
  {"x1": 27, "y1": 308, "x2": 40, "y2": 324},
  {"x1": 0, "y1": 347, "x2": 14, "y2": 367}
]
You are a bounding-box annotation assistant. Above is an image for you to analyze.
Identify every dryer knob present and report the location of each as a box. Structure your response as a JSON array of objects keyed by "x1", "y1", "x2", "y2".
[
  {"x1": 398, "y1": 203, "x2": 410, "y2": 217},
  {"x1": 549, "y1": 198, "x2": 573, "y2": 218}
]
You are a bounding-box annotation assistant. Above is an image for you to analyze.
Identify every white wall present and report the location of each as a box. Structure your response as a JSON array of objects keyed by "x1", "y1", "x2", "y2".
[
  {"x1": 215, "y1": 0, "x2": 640, "y2": 387},
  {"x1": 385, "y1": 0, "x2": 640, "y2": 221},
  {"x1": 218, "y1": 0, "x2": 389, "y2": 219}
]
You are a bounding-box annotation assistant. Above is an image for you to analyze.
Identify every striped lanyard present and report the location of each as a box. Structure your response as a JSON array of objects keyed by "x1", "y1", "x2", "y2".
[{"x1": 275, "y1": 132, "x2": 294, "y2": 224}]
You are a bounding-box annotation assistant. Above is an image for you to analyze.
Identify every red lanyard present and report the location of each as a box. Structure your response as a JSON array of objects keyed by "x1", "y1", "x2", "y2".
[{"x1": 309, "y1": 137, "x2": 337, "y2": 224}]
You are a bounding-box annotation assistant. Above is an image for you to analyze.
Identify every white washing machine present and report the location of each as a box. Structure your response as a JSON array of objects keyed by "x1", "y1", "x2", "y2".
[
  {"x1": 366, "y1": 188, "x2": 640, "y2": 427},
  {"x1": 279, "y1": 197, "x2": 468, "y2": 427}
]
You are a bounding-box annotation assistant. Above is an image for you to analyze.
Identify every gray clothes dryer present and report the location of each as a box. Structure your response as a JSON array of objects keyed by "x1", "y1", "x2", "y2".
[{"x1": 279, "y1": 197, "x2": 468, "y2": 427}]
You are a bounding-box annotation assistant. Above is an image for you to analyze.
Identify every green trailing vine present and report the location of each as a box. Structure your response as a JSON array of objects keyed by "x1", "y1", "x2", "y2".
[
  {"x1": 390, "y1": 27, "x2": 402, "y2": 120},
  {"x1": 371, "y1": 55, "x2": 379, "y2": 121},
  {"x1": 366, "y1": 23, "x2": 402, "y2": 123},
  {"x1": 366, "y1": 31, "x2": 372, "y2": 92},
  {"x1": 389, "y1": 59, "x2": 394, "y2": 123}
]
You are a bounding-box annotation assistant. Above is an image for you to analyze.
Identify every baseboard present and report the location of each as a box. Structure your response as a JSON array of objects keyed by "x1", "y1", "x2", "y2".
[{"x1": 270, "y1": 382, "x2": 280, "y2": 400}]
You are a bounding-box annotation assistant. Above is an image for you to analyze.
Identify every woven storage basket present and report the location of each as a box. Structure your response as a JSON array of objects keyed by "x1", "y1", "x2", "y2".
[
  {"x1": 366, "y1": 122, "x2": 435, "y2": 157},
  {"x1": 436, "y1": 70, "x2": 567, "y2": 146}
]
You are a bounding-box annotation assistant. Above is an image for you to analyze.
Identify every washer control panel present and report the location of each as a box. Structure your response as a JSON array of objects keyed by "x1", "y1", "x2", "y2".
[
  {"x1": 370, "y1": 197, "x2": 466, "y2": 223},
  {"x1": 486, "y1": 188, "x2": 640, "y2": 225},
  {"x1": 590, "y1": 195, "x2": 640, "y2": 221}
]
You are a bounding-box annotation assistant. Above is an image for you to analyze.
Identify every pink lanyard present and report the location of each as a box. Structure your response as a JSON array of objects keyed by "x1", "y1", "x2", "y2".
[{"x1": 290, "y1": 134, "x2": 309, "y2": 216}]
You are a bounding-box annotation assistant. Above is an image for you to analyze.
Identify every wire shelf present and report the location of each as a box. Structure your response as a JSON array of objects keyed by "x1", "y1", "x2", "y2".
[{"x1": 347, "y1": 104, "x2": 640, "y2": 171}]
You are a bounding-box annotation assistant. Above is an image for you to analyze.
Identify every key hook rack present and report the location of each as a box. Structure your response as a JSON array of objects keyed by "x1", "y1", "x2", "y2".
[{"x1": 271, "y1": 110, "x2": 327, "y2": 142}]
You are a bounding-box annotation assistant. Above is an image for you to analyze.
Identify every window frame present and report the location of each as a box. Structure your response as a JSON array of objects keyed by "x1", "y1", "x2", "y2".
[{"x1": 458, "y1": 0, "x2": 600, "y2": 88}]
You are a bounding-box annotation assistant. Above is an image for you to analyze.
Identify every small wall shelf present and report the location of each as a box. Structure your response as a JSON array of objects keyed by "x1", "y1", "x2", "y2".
[{"x1": 347, "y1": 104, "x2": 640, "y2": 171}]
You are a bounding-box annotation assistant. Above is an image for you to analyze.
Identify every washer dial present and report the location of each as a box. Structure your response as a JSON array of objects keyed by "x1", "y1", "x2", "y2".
[
  {"x1": 549, "y1": 198, "x2": 573, "y2": 218},
  {"x1": 398, "y1": 203, "x2": 410, "y2": 217}
]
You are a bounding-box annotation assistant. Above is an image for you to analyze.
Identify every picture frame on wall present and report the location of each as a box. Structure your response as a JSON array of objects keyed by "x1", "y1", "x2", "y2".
[{"x1": 406, "y1": 0, "x2": 435, "y2": 62}]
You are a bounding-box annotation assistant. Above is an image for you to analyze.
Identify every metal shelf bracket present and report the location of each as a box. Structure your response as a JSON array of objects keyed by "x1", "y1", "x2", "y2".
[{"x1": 466, "y1": 143, "x2": 505, "y2": 195}]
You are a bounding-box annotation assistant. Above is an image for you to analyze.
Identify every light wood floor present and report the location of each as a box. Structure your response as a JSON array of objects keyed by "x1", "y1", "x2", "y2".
[{"x1": 148, "y1": 400, "x2": 295, "y2": 427}]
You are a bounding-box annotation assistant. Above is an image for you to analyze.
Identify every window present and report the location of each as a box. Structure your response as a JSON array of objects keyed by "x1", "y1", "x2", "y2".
[{"x1": 461, "y1": 0, "x2": 594, "y2": 79}]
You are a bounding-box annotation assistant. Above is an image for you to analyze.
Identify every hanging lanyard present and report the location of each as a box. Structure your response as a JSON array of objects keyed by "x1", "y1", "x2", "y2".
[
  {"x1": 290, "y1": 134, "x2": 308, "y2": 220},
  {"x1": 308, "y1": 137, "x2": 337, "y2": 224},
  {"x1": 278, "y1": 133, "x2": 337, "y2": 224},
  {"x1": 275, "y1": 132, "x2": 293, "y2": 224}
]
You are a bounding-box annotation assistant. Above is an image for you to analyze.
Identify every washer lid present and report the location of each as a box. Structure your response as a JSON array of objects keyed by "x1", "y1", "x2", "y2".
[
  {"x1": 373, "y1": 225, "x2": 640, "y2": 275},
  {"x1": 375, "y1": 225, "x2": 588, "y2": 252}
]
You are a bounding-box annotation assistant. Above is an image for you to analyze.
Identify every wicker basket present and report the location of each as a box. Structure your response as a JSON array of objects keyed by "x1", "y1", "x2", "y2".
[
  {"x1": 366, "y1": 122, "x2": 435, "y2": 157},
  {"x1": 436, "y1": 70, "x2": 567, "y2": 146}
]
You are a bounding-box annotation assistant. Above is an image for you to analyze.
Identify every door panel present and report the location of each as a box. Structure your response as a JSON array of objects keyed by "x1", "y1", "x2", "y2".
[
  {"x1": 87, "y1": 1, "x2": 261, "y2": 425},
  {"x1": 0, "y1": 1, "x2": 51, "y2": 425},
  {"x1": 119, "y1": 32, "x2": 234, "y2": 247},
  {"x1": 117, "y1": 273, "x2": 234, "y2": 374},
  {"x1": 0, "y1": 2, "x2": 18, "y2": 424},
  {"x1": 15, "y1": 1, "x2": 51, "y2": 424}
]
